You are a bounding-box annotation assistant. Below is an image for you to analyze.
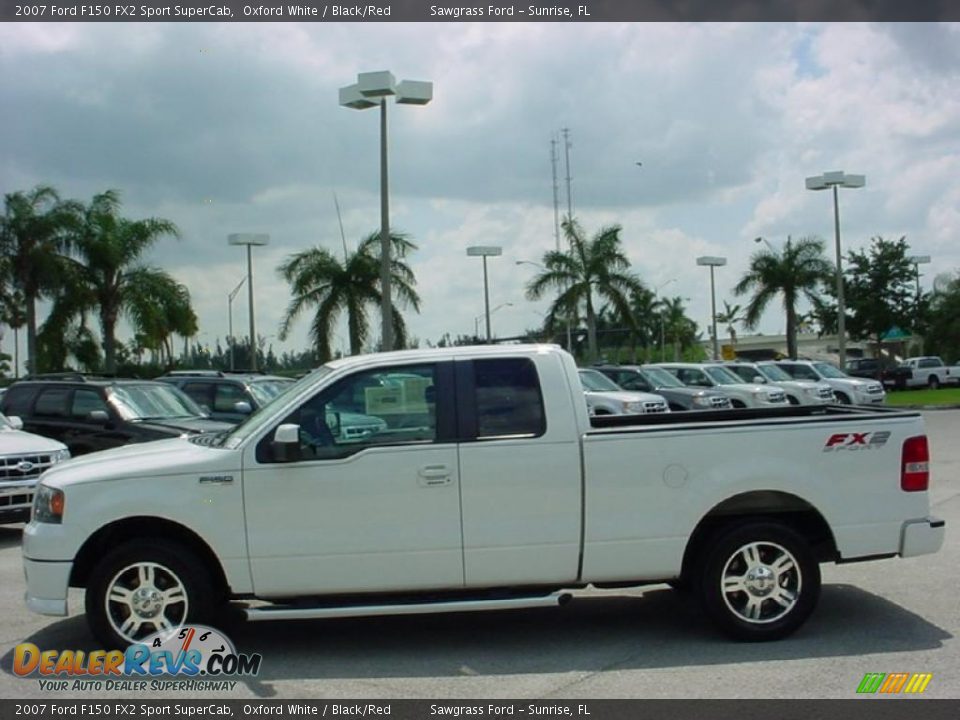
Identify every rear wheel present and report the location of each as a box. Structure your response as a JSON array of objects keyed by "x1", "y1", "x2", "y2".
[
  {"x1": 85, "y1": 539, "x2": 215, "y2": 648},
  {"x1": 929, "y1": 375, "x2": 940, "y2": 390},
  {"x1": 696, "y1": 522, "x2": 820, "y2": 641}
]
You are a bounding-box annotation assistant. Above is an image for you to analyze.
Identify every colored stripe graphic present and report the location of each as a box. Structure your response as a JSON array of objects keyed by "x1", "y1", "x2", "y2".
[
  {"x1": 857, "y1": 673, "x2": 885, "y2": 693},
  {"x1": 857, "y1": 672, "x2": 932, "y2": 694}
]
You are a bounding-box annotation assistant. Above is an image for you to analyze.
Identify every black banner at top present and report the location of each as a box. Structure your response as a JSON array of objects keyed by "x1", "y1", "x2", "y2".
[{"x1": 2, "y1": 0, "x2": 958, "y2": 22}]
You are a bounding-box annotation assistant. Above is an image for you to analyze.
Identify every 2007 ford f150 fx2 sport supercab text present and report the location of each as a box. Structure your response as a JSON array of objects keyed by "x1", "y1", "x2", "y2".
[{"x1": 22, "y1": 345, "x2": 945, "y2": 647}]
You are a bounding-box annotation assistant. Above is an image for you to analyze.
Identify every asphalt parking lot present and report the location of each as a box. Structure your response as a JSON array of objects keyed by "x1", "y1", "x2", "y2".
[{"x1": 1, "y1": 410, "x2": 958, "y2": 700}]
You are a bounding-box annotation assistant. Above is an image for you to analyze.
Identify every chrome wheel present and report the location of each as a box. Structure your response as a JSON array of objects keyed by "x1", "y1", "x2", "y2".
[
  {"x1": 105, "y1": 561, "x2": 188, "y2": 643},
  {"x1": 720, "y1": 541, "x2": 801, "y2": 624}
]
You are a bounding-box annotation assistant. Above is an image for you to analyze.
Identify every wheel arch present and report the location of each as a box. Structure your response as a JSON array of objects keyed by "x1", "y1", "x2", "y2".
[
  {"x1": 680, "y1": 490, "x2": 838, "y2": 581},
  {"x1": 70, "y1": 516, "x2": 230, "y2": 597}
]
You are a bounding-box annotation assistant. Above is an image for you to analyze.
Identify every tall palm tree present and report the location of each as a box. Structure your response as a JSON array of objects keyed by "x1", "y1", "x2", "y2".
[
  {"x1": 277, "y1": 231, "x2": 420, "y2": 361},
  {"x1": 734, "y1": 236, "x2": 833, "y2": 360},
  {"x1": 0, "y1": 186, "x2": 80, "y2": 375},
  {"x1": 525, "y1": 218, "x2": 644, "y2": 362},
  {"x1": 67, "y1": 190, "x2": 184, "y2": 373},
  {"x1": 661, "y1": 296, "x2": 698, "y2": 361},
  {"x1": 715, "y1": 300, "x2": 745, "y2": 348}
]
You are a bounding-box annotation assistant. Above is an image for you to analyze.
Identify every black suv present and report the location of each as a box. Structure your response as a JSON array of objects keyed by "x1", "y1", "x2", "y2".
[
  {"x1": 0, "y1": 376, "x2": 232, "y2": 456},
  {"x1": 156, "y1": 370, "x2": 294, "y2": 424},
  {"x1": 845, "y1": 357, "x2": 911, "y2": 389}
]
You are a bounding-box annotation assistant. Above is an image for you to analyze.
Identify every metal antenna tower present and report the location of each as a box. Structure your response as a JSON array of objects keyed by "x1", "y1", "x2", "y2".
[
  {"x1": 562, "y1": 127, "x2": 573, "y2": 222},
  {"x1": 550, "y1": 135, "x2": 561, "y2": 252}
]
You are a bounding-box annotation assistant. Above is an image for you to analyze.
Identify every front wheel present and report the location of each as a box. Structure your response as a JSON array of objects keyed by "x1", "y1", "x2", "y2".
[
  {"x1": 85, "y1": 539, "x2": 214, "y2": 648},
  {"x1": 696, "y1": 522, "x2": 820, "y2": 642},
  {"x1": 834, "y1": 392, "x2": 851, "y2": 404}
]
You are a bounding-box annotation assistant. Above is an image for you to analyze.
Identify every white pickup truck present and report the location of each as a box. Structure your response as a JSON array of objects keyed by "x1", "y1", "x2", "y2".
[
  {"x1": 23, "y1": 345, "x2": 944, "y2": 648},
  {"x1": 901, "y1": 356, "x2": 960, "y2": 390}
]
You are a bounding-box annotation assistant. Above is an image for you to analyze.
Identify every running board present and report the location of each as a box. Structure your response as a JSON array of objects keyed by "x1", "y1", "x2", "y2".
[{"x1": 244, "y1": 592, "x2": 571, "y2": 622}]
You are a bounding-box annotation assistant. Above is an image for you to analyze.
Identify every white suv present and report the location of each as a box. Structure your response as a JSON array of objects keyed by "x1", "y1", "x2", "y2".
[
  {"x1": 657, "y1": 363, "x2": 789, "y2": 409},
  {"x1": 0, "y1": 413, "x2": 70, "y2": 524},
  {"x1": 776, "y1": 360, "x2": 886, "y2": 405},
  {"x1": 725, "y1": 361, "x2": 835, "y2": 406}
]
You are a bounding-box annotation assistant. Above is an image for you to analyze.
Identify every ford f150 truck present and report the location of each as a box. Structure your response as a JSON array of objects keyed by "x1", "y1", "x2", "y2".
[
  {"x1": 23, "y1": 345, "x2": 945, "y2": 648},
  {"x1": 900, "y1": 356, "x2": 960, "y2": 390}
]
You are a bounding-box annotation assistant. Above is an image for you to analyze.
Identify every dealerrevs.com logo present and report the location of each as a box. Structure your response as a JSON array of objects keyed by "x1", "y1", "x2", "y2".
[
  {"x1": 14, "y1": 625, "x2": 262, "y2": 692},
  {"x1": 823, "y1": 431, "x2": 892, "y2": 452}
]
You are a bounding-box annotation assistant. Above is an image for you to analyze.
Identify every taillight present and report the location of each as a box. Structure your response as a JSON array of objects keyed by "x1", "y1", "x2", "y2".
[{"x1": 901, "y1": 435, "x2": 930, "y2": 492}]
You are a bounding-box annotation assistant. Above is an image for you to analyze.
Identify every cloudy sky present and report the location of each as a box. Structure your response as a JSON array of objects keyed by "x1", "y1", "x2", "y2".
[{"x1": 1, "y1": 21, "x2": 958, "y2": 361}]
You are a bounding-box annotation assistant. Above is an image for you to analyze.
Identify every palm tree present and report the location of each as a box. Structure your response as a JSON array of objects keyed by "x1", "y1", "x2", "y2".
[
  {"x1": 734, "y1": 236, "x2": 833, "y2": 360},
  {"x1": 66, "y1": 190, "x2": 184, "y2": 373},
  {"x1": 525, "y1": 218, "x2": 644, "y2": 362},
  {"x1": 715, "y1": 300, "x2": 745, "y2": 348},
  {"x1": 277, "y1": 231, "x2": 420, "y2": 361},
  {"x1": 0, "y1": 186, "x2": 80, "y2": 375},
  {"x1": 661, "y1": 296, "x2": 698, "y2": 361}
]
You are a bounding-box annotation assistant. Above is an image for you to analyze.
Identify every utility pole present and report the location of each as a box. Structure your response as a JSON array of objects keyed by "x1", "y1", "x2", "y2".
[{"x1": 550, "y1": 136, "x2": 560, "y2": 252}]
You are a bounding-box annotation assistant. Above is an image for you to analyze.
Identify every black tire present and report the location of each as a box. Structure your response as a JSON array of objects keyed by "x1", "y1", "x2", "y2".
[
  {"x1": 695, "y1": 522, "x2": 820, "y2": 642},
  {"x1": 730, "y1": 400, "x2": 746, "y2": 409},
  {"x1": 85, "y1": 539, "x2": 215, "y2": 649},
  {"x1": 786, "y1": 395, "x2": 800, "y2": 405},
  {"x1": 834, "y1": 392, "x2": 851, "y2": 405},
  {"x1": 929, "y1": 375, "x2": 940, "y2": 390}
]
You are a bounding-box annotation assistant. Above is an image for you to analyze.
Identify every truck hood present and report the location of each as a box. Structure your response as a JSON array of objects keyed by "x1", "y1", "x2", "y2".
[
  {"x1": 39, "y1": 436, "x2": 234, "y2": 489},
  {"x1": 0, "y1": 429, "x2": 68, "y2": 455},
  {"x1": 131, "y1": 416, "x2": 233, "y2": 435}
]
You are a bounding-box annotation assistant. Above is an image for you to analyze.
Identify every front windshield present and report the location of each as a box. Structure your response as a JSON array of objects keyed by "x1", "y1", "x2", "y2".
[
  {"x1": 579, "y1": 369, "x2": 622, "y2": 392},
  {"x1": 218, "y1": 366, "x2": 334, "y2": 449},
  {"x1": 813, "y1": 362, "x2": 849, "y2": 379},
  {"x1": 109, "y1": 385, "x2": 205, "y2": 421},
  {"x1": 641, "y1": 367, "x2": 685, "y2": 388},
  {"x1": 758, "y1": 364, "x2": 793, "y2": 382},
  {"x1": 248, "y1": 379, "x2": 295, "y2": 406},
  {"x1": 704, "y1": 366, "x2": 747, "y2": 385}
]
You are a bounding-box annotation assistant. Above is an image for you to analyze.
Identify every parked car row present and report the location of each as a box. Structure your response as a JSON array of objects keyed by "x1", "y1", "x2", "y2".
[
  {"x1": 581, "y1": 359, "x2": 887, "y2": 415},
  {"x1": 844, "y1": 355, "x2": 960, "y2": 390}
]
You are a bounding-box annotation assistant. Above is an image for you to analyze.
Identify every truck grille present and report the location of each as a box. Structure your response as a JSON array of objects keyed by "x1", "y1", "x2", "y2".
[
  {"x1": 865, "y1": 384, "x2": 884, "y2": 395},
  {"x1": 818, "y1": 387, "x2": 834, "y2": 401},
  {"x1": 710, "y1": 397, "x2": 732, "y2": 409},
  {"x1": 767, "y1": 391, "x2": 787, "y2": 403},
  {"x1": 643, "y1": 401, "x2": 669, "y2": 414}
]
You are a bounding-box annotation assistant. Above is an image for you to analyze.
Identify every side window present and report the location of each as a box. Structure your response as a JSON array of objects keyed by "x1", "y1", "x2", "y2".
[
  {"x1": 72, "y1": 389, "x2": 108, "y2": 419},
  {"x1": 213, "y1": 383, "x2": 247, "y2": 412},
  {"x1": 3, "y1": 385, "x2": 37, "y2": 417},
  {"x1": 473, "y1": 358, "x2": 545, "y2": 439},
  {"x1": 181, "y1": 382, "x2": 213, "y2": 409},
  {"x1": 34, "y1": 388, "x2": 71, "y2": 417},
  {"x1": 285, "y1": 364, "x2": 438, "y2": 460},
  {"x1": 619, "y1": 374, "x2": 650, "y2": 392},
  {"x1": 730, "y1": 367, "x2": 752, "y2": 383}
]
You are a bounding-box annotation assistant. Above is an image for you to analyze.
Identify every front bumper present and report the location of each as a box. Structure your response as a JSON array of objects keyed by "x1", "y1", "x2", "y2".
[
  {"x1": 23, "y1": 557, "x2": 71, "y2": 616},
  {"x1": 900, "y1": 517, "x2": 946, "y2": 558}
]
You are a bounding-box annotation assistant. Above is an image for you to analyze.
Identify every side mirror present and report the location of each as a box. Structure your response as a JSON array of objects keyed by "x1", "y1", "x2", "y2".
[
  {"x1": 271, "y1": 423, "x2": 301, "y2": 463},
  {"x1": 88, "y1": 410, "x2": 110, "y2": 425},
  {"x1": 753, "y1": 375, "x2": 766, "y2": 384},
  {"x1": 233, "y1": 401, "x2": 253, "y2": 415},
  {"x1": 8, "y1": 415, "x2": 23, "y2": 430}
]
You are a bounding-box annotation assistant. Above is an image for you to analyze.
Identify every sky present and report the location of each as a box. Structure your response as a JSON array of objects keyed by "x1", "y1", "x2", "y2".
[{"x1": 1, "y1": 21, "x2": 959, "y2": 362}]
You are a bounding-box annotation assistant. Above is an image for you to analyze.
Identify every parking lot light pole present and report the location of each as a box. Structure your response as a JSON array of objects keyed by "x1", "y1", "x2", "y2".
[
  {"x1": 908, "y1": 254, "x2": 931, "y2": 335},
  {"x1": 467, "y1": 246, "x2": 503, "y2": 342},
  {"x1": 340, "y1": 71, "x2": 433, "y2": 352},
  {"x1": 228, "y1": 233, "x2": 269, "y2": 371},
  {"x1": 805, "y1": 171, "x2": 866, "y2": 368},
  {"x1": 696, "y1": 256, "x2": 727, "y2": 361},
  {"x1": 227, "y1": 276, "x2": 246, "y2": 371}
]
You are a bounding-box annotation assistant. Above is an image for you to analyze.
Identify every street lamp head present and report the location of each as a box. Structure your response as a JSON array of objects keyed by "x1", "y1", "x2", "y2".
[
  {"x1": 228, "y1": 233, "x2": 270, "y2": 247},
  {"x1": 357, "y1": 70, "x2": 397, "y2": 98},
  {"x1": 805, "y1": 171, "x2": 866, "y2": 191},
  {"x1": 908, "y1": 255, "x2": 931, "y2": 265},
  {"x1": 696, "y1": 256, "x2": 727, "y2": 267},
  {"x1": 339, "y1": 84, "x2": 380, "y2": 110},
  {"x1": 466, "y1": 246, "x2": 503, "y2": 257},
  {"x1": 395, "y1": 80, "x2": 433, "y2": 105}
]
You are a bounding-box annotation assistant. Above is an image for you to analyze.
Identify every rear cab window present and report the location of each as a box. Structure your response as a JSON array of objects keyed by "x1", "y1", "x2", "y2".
[{"x1": 459, "y1": 358, "x2": 546, "y2": 440}]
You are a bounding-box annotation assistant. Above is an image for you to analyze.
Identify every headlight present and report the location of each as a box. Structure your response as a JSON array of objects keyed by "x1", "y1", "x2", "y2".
[
  {"x1": 623, "y1": 401, "x2": 645, "y2": 413},
  {"x1": 805, "y1": 387, "x2": 820, "y2": 396},
  {"x1": 752, "y1": 390, "x2": 767, "y2": 401},
  {"x1": 692, "y1": 395, "x2": 711, "y2": 407},
  {"x1": 50, "y1": 449, "x2": 71, "y2": 465},
  {"x1": 33, "y1": 484, "x2": 65, "y2": 524}
]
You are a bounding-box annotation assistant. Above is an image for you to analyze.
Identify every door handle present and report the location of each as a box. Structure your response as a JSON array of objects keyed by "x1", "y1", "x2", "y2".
[{"x1": 418, "y1": 465, "x2": 452, "y2": 487}]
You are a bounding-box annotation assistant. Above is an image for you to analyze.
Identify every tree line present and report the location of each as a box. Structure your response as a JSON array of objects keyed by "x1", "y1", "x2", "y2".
[{"x1": 3, "y1": 184, "x2": 958, "y2": 379}]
